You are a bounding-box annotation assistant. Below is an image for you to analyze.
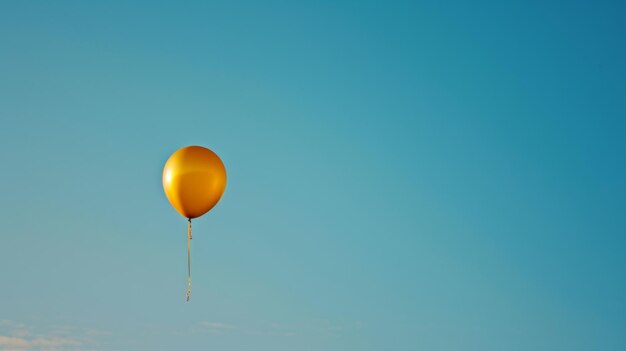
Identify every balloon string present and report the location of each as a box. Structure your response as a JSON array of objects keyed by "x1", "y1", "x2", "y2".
[{"x1": 187, "y1": 218, "x2": 192, "y2": 302}]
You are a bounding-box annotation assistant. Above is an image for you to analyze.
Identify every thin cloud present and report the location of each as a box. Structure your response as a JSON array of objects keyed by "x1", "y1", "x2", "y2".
[
  {"x1": 197, "y1": 322, "x2": 237, "y2": 335},
  {"x1": 169, "y1": 319, "x2": 364, "y2": 339},
  {"x1": 198, "y1": 319, "x2": 364, "y2": 338},
  {"x1": 199, "y1": 322, "x2": 236, "y2": 330}
]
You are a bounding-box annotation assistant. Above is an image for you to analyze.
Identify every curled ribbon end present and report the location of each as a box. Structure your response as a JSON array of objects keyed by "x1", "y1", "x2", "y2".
[{"x1": 186, "y1": 279, "x2": 191, "y2": 302}]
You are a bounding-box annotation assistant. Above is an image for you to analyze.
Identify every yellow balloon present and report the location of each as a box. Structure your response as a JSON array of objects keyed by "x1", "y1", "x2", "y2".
[{"x1": 163, "y1": 146, "x2": 227, "y2": 219}]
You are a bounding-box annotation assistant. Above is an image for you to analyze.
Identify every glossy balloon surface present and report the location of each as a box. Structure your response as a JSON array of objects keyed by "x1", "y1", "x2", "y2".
[{"x1": 163, "y1": 146, "x2": 227, "y2": 219}]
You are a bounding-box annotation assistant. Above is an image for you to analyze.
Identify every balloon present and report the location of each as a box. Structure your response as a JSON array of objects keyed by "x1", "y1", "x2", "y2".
[{"x1": 163, "y1": 146, "x2": 227, "y2": 219}]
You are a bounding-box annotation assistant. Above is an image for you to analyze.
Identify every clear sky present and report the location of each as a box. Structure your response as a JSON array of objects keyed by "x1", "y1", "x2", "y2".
[{"x1": 1, "y1": 1, "x2": 625, "y2": 350}]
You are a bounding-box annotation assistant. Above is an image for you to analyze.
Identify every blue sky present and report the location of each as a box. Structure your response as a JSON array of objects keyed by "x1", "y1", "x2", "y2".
[{"x1": 0, "y1": 1, "x2": 625, "y2": 350}]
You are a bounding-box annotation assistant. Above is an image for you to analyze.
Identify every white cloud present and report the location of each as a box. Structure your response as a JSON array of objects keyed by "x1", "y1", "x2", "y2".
[
  {"x1": 0, "y1": 335, "x2": 82, "y2": 350},
  {"x1": 0, "y1": 320, "x2": 105, "y2": 351},
  {"x1": 0, "y1": 335, "x2": 29, "y2": 348}
]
